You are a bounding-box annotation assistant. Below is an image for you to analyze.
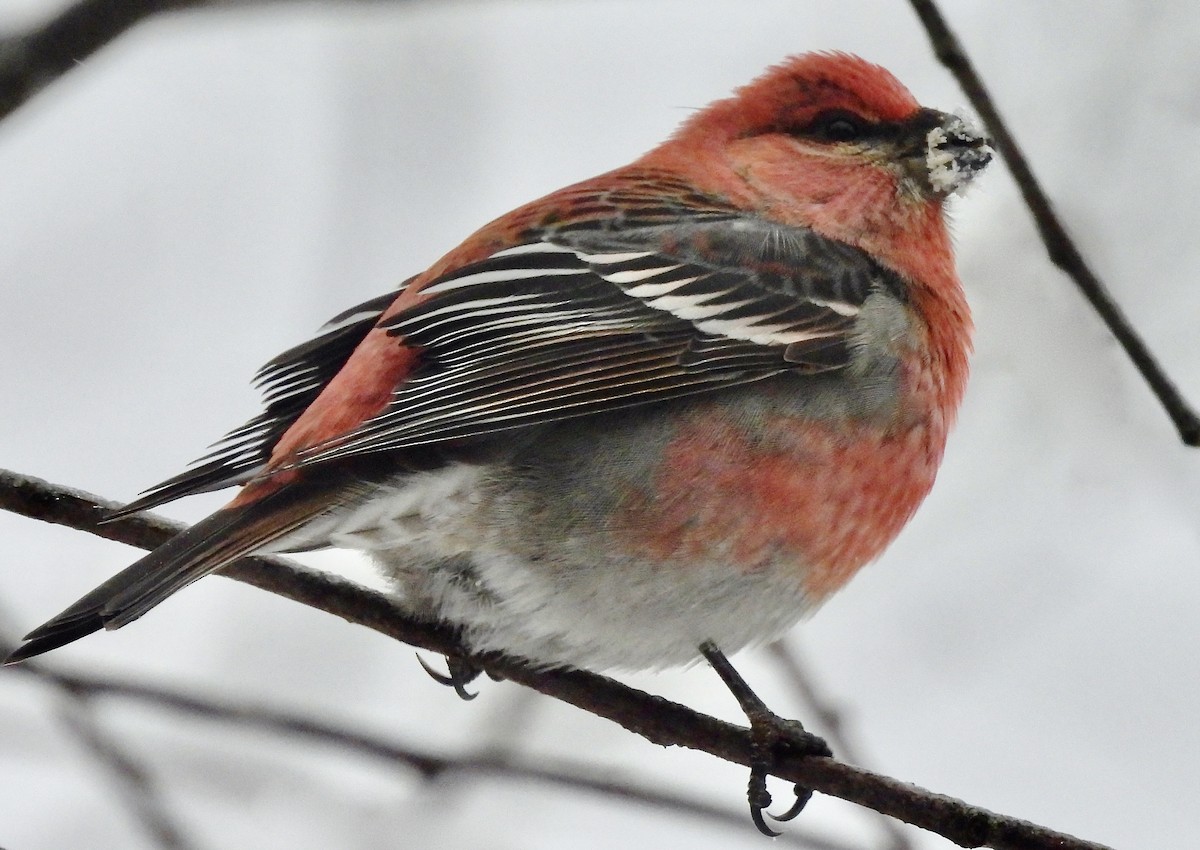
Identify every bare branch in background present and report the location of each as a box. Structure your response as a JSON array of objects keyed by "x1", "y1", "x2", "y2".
[
  {"x1": 0, "y1": 466, "x2": 1116, "y2": 850},
  {"x1": 0, "y1": 0, "x2": 404, "y2": 122},
  {"x1": 8, "y1": 659, "x2": 861, "y2": 850},
  {"x1": 906, "y1": 0, "x2": 1200, "y2": 446},
  {"x1": 54, "y1": 700, "x2": 203, "y2": 850},
  {"x1": 0, "y1": 623, "x2": 200, "y2": 850},
  {"x1": 768, "y1": 641, "x2": 918, "y2": 850},
  {"x1": 0, "y1": 0, "x2": 210, "y2": 121}
]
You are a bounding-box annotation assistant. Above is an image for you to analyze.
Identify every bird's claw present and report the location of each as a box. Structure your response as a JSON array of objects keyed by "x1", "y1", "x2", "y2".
[
  {"x1": 416, "y1": 652, "x2": 483, "y2": 701},
  {"x1": 748, "y1": 764, "x2": 779, "y2": 837},
  {"x1": 699, "y1": 641, "x2": 831, "y2": 837},
  {"x1": 770, "y1": 785, "x2": 815, "y2": 823},
  {"x1": 745, "y1": 713, "x2": 830, "y2": 836}
]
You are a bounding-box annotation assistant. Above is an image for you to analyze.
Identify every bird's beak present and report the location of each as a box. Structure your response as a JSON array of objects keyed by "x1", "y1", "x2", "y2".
[{"x1": 904, "y1": 108, "x2": 993, "y2": 197}]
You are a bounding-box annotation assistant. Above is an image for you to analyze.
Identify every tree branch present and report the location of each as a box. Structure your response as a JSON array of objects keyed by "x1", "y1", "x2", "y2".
[
  {"x1": 0, "y1": 614, "x2": 199, "y2": 849},
  {"x1": 0, "y1": 0, "x2": 406, "y2": 123},
  {"x1": 0, "y1": 0, "x2": 212, "y2": 122},
  {"x1": 8, "y1": 658, "x2": 861, "y2": 850},
  {"x1": 906, "y1": 0, "x2": 1200, "y2": 446},
  {"x1": 53, "y1": 697, "x2": 202, "y2": 850},
  {"x1": 0, "y1": 466, "x2": 1115, "y2": 850}
]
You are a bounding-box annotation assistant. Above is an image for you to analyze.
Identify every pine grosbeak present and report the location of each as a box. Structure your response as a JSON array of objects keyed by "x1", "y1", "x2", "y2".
[{"x1": 7, "y1": 52, "x2": 989, "y2": 830}]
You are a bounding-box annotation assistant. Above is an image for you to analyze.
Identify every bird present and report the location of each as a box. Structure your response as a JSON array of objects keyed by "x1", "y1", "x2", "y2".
[{"x1": 5, "y1": 52, "x2": 990, "y2": 832}]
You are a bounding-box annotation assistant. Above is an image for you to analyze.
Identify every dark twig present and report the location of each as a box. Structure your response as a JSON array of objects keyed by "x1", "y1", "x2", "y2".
[
  {"x1": 0, "y1": 628, "x2": 200, "y2": 850},
  {"x1": 0, "y1": 0, "x2": 411, "y2": 124},
  {"x1": 768, "y1": 641, "x2": 918, "y2": 850},
  {"x1": 907, "y1": 0, "x2": 1200, "y2": 446},
  {"x1": 0, "y1": 0, "x2": 211, "y2": 122},
  {"x1": 7, "y1": 660, "x2": 858, "y2": 850},
  {"x1": 0, "y1": 467, "x2": 1116, "y2": 850}
]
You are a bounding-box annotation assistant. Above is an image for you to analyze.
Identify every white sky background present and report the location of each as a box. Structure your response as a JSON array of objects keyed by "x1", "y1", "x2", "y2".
[{"x1": 1, "y1": 1, "x2": 1198, "y2": 848}]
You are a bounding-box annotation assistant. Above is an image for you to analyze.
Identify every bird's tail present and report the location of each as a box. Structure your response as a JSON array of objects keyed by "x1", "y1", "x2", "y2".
[{"x1": 4, "y1": 478, "x2": 341, "y2": 664}]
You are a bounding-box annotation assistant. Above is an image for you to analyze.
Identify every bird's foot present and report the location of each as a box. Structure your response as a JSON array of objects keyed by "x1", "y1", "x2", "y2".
[
  {"x1": 700, "y1": 641, "x2": 832, "y2": 836},
  {"x1": 416, "y1": 652, "x2": 484, "y2": 701},
  {"x1": 744, "y1": 710, "x2": 831, "y2": 835}
]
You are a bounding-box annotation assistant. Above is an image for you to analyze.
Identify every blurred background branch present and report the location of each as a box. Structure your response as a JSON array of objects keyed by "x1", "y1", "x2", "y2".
[
  {"x1": 0, "y1": 616, "x2": 201, "y2": 850},
  {"x1": 5, "y1": 651, "x2": 864, "y2": 850},
  {"x1": 52, "y1": 694, "x2": 202, "y2": 850},
  {"x1": 0, "y1": 0, "x2": 211, "y2": 121},
  {"x1": 0, "y1": 0, "x2": 402, "y2": 122}
]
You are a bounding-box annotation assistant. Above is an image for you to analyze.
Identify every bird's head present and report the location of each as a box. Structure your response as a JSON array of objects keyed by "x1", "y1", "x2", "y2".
[{"x1": 668, "y1": 53, "x2": 991, "y2": 232}]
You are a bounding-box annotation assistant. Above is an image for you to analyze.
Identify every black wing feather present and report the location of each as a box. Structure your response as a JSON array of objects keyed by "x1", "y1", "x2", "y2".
[
  {"x1": 108, "y1": 285, "x2": 406, "y2": 518},
  {"x1": 287, "y1": 217, "x2": 900, "y2": 468}
]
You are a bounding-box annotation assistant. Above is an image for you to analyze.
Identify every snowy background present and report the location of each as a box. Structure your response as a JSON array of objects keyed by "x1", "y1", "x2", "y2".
[{"x1": 1, "y1": 1, "x2": 1198, "y2": 848}]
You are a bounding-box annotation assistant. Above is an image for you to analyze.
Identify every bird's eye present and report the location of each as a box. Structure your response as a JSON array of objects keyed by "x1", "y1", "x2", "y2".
[{"x1": 807, "y1": 111, "x2": 869, "y2": 143}]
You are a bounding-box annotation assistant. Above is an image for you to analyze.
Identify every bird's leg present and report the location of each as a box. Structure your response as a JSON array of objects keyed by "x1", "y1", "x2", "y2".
[
  {"x1": 416, "y1": 652, "x2": 484, "y2": 701},
  {"x1": 700, "y1": 641, "x2": 832, "y2": 836}
]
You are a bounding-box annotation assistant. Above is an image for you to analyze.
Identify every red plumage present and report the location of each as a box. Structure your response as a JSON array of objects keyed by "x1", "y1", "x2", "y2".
[{"x1": 8, "y1": 52, "x2": 990, "y2": 678}]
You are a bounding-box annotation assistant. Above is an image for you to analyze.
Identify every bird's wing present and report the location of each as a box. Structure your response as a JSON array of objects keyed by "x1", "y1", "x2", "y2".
[
  {"x1": 287, "y1": 215, "x2": 903, "y2": 469},
  {"x1": 119, "y1": 214, "x2": 902, "y2": 512}
]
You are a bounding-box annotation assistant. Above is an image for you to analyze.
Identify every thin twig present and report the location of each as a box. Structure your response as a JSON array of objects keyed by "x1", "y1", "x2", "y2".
[
  {"x1": 7, "y1": 660, "x2": 859, "y2": 850},
  {"x1": 0, "y1": 466, "x2": 1116, "y2": 850},
  {"x1": 54, "y1": 700, "x2": 203, "y2": 850},
  {"x1": 0, "y1": 0, "x2": 210, "y2": 122},
  {"x1": 0, "y1": 0, "x2": 408, "y2": 124},
  {"x1": 768, "y1": 641, "x2": 918, "y2": 850},
  {"x1": 906, "y1": 0, "x2": 1200, "y2": 446},
  {"x1": 0, "y1": 627, "x2": 200, "y2": 850}
]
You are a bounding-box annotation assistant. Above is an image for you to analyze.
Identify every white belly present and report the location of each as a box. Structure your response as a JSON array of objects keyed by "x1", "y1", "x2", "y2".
[{"x1": 270, "y1": 460, "x2": 812, "y2": 671}]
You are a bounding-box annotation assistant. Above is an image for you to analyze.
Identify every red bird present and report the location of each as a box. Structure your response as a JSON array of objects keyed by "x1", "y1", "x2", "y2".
[{"x1": 7, "y1": 52, "x2": 989, "y2": 830}]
